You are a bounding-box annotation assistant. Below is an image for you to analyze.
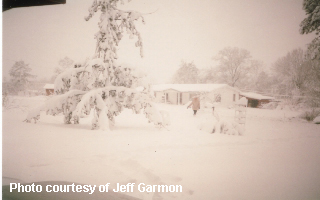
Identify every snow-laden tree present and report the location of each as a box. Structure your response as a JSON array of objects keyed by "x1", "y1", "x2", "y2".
[
  {"x1": 300, "y1": 0, "x2": 320, "y2": 60},
  {"x1": 304, "y1": 56, "x2": 320, "y2": 107},
  {"x1": 271, "y1": 48, "x2": 311, "y2": 95},
  {"x1": 300, "y1": 0, "x2": 320, "y2": 106},
  {"x1": 213, "y1": 47, "x2": 252, "y2": 87},
  {"x1": 171, "y1": 61, "x2": 199, "y2": 84},
  {"x1": 237, "y1": 60, "x2": 273, "y2": 93},
  {"x1": 51, "y1": 57, "x2": 75, "y2": 81},
  {"x1": 25, "y1": 0, "x2": 164, "y2": 130},
  {"x1": 199, "y1": 67, "x2": 219, "y2": 84},
  {"x1": 254, "y1": 71, "x2": 273, "y2": 93},
  {"x1": 9, "y1": 60, "x2": 36, "y2": 93}
]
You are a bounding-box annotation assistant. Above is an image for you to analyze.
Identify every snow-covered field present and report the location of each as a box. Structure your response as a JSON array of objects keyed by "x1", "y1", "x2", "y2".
[{"x1": 2, "y1": 96, "x2": 320, "y2": 200}]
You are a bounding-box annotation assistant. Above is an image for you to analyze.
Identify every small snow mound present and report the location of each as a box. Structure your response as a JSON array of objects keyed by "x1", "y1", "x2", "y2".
[
  {"x1": 198, "y1": 118, "x2": 216, "y2": 133},
  {"x1": 159, "y1": 110, "x2": 171, "y2": 126},
  {"x1": 261, "y1": 102, "x2": 278, "y2": 110},
  {"x1": 220, "y1": 119, "x2": 244, "y2": 136},
  {"x1": 314, "y1": 116, "x2": 320, "y2": 124}
]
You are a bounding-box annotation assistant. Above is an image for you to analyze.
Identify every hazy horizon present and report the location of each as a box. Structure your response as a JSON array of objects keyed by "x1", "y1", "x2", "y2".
[{"x1": 2, "y1": 0, "x2": 315, "y2": 83}]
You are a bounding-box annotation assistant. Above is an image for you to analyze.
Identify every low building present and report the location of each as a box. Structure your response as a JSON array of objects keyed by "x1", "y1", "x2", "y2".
[
  {"x1": 240, "y1": 92, "x2": 274, "y2": 108},
  {"x1": 43, "y1": 84, "x2": 54, "y2": 96},
  {"x1": 152, "y1": 84, "x2": 241, "y2": 107}
]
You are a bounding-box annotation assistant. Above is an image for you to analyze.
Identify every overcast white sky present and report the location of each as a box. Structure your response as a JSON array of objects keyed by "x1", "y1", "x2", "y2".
[{"x1": 2, "y1": 0, "x2": 315, "y2": 83}]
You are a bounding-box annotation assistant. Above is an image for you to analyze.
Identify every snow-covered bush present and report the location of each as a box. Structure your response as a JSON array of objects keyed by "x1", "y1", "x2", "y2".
[
  {"x1": 199, "y1": 117, "x2": 219, "y2": 133},
  {"x1": 24, "y1": 0, "x2": 164, "y2": 130},
  {"x1": 299, "y1": 108, "x2": 320, "y2": 122},
  {"x1": 274, "y1": 98, "x2": 309, "y2": 111},
  {"x1": 3, "y1": 94, "x2": 20, "y2": 111},
  {"x1": 159, "y1": 110, "x2": 171, "y2": 126},
  {"x1": 261, "y1": 102, "x2": 278, "y2": 110},
  {"x1": 220, "y1": 120, "x2": 244, "y2": 136},
  {"x1": 314, "y1": 116, "x2": 320, "y2": 124},
  {"x1": 199, "y1": 118, "x2": 244, "y2": 136},
  {"x1": 2, "y1": 92, "x2": 9, "y2": 108}
]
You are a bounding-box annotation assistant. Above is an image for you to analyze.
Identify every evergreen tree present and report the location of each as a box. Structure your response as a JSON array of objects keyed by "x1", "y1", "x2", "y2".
[
  {"x1": 300, "y1": 0, "x2": 320, "y2": 106},
  {"x1": 304, "y1": 56, "x2": 320, "y2": 107},
  {"x1": 51, "y1": 57, "x2": 75, "y2": 81},
  {"x1": 9, "y1": 61, "x2": 36, "y2": 93},
  {"x1": 300, "y1": 0, "x2": 320, "y2": 59},
  {"x1": 25, "y1": 0, "x2": 164, "y2": 130}
]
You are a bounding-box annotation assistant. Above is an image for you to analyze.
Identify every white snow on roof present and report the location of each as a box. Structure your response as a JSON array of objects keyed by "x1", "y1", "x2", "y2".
[
  {"x1": 152, "y1": 84, "x2": 239, "y2": 92},
  {"x1": 43, "y1": 84, "x2": 54, "y2": 89},
  {"x1": 240, "y1": 92, "x2": 274, "y2": 100}
]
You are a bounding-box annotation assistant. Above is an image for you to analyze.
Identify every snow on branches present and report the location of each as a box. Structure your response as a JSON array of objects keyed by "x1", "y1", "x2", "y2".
[
  {"x1": 54, "y1": 58, "x2": 148, "y2": 94},
  {"x1": 85, "y1": 0, "x2": 145, "y2": 61},
  {"x1": 25, "y1": 59, "x2": 163, "y2": 129},
  {"x1": 24, "y1": 90, "x2": 86, "y2": 124},
  {"x1": 25, "y1": 0, "x2": 164, "y2": 131}
]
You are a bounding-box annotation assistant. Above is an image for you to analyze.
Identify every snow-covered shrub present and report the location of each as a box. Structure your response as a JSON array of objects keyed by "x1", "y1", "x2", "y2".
[
  {"x1": 144, "y1": 102, "x2": 163, "y2": 127},
  {"x1": 159, "y1": 110, "x2": 171, "y2": 126},
  {"x1": 220, "y1": 120, "x2": 244, "y2": 136},
  {"x1": 261, "y1": 102, "x2": 278, "y2": 110},
  {"x1": 24, "y1": 0, "x2": 164, "y2": 130},
  {"x1": 199, "y1": 118, "x2": 219, "y2": 133},
  {"x1": 3, "y1": 95, "x2": 21, "y2": 111},
  {"x1": 2, "y1": 92, "x2": 9, "y2": 108},
  {"x1": 299, "y1": 109, "x2": 320, "y2": 122},
  {"x1": 274, "y1": 98, "x2": 309, "y2": 111},
  {"x1": 199, "y1": 117, "x2": 244, "y2": 136},
  {"x1": 314, "y1": 116, "x2": 320, "y2": 124}
]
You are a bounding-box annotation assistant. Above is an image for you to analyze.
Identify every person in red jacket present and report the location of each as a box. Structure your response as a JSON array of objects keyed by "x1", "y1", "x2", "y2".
[{"x1": 187, "y1": 96, "x2": 200, "y2": 116}]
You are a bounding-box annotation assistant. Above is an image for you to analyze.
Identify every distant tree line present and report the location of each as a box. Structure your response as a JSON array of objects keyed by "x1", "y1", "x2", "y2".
[
  {"x1": 3, "y1": 60, "x2": 37, "y2": 95},
  {"x1": 171, "y1": 0, "x2": 320, "y2": 107},
  {"x1": 3, "y1": 56, "x2": 76, "y2": 95},
  {"x1": 171, "y1": 46, "x2": 319, "y2": 107},
  {"x1": 171, "y1": 47, "x2": 271, "y2": 92}
]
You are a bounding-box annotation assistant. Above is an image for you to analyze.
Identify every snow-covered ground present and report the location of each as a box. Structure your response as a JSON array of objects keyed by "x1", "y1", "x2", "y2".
[{"x1": 2, "y1": 96, "x2": 320, "y2": 200}]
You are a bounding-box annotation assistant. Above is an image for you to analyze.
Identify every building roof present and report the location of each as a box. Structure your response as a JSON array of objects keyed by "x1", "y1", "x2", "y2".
[
  {"x1": 240, "y1": 92, "x2": 274, "y2": 100},
  {"x1": 43, "y1": 84, "x2": 54, "y2": 89},
  {"x1": 152, "y1": 84, "x2": 240, "y2": 93}
]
